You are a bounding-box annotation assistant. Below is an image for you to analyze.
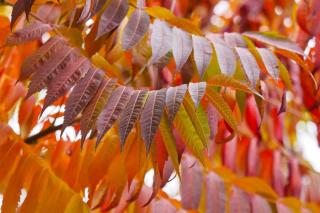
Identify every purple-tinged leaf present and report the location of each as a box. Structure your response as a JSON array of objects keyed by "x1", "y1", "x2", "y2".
[
  {"x1": 278, "y1": 89, "x2": 286, "y2": 115},
  {"x1": 181, "y1": 153, "x2": 203, "y2": 210},
  {"x1": 81, "y1": 78, "x2": 116, "y2": 142},
  {"x1": 205, "y1": 172, "x2": 226, "y2": 213},
  {"x1": 207, "y1": 33, "x2": 236, "y2": 76},
  {"x1": 11, "y1": 0, "x2": 36, "y2": 28},
  {"x1": 26, "y1": 47, "x2": 79, "y2": 98},
  {"x1": 140, "y1": 88, "x2": 166, "y2": 152},
  {"x1": 251, "y1": 195, "x2": 272, "y2": 213},
  {"x1": 43, "y1": 57, "x2": 91, "y2": 111},
  {"x1": 150, "y1": 20, "x2": 172, "y2": 64},
  {"x1": 224, "y1": 32, "x2": 247, "y2": 48},
  {"x1": 192, "y1": 35, "x2": 212, "y2": 78},
  {"x1": 165, "y1": 84, "x2": 187, "y2": 123},
  {"x1": 78, "y1": 0, "x2": 93, "y2": 23},
  {"x1": 11, "y1": 0, "x2": 25, "y2": 28},
  {"x1": 172, "y1": 27, "x2": 192, "y2": 70},
  {"x1": 244, "y1": 32, "x2": 304, "y2": 56},
  {"x1": 235, "y1": 47, "x2": 260, "y2": 87},
  {"x1": 119, "y1": 90, "x2": 148, "y2": 148},
  {"x1": 96, "y1": 0, "x2": 129, "y2": 39},
  {"x1": 24, "y1": 0, "x2": 36, "y2": 19},
  {"x1": 207, "y1": 103, "x2": 220, "y2": 140},
  {"x1": 92, "y1": 0, "x2": 105, "y2": 15},
  {"x1": 96, "y1": 86, "x2": 132, "y2": 145},
  {"x1": 188, "y1": 82, "x2": 206, "y2": 108},
  {"x1": 230, "y1": 186, "x2": 251, "y2": 213},
  {"x1": 6, "y1": 22, "x2": 52, "y2": 46},
  {"x1": 257, "y1": 48, "x2": 279, "y2": 80},
  {"x1": 19, "y1": 36, "x2": 67, "y2": 81},
  {"x1": 63, "y1": 68, "x2": 104, "y2": 128},
  {"x1": 121, "y1": 9, "x2": 150, "y2": 50}
]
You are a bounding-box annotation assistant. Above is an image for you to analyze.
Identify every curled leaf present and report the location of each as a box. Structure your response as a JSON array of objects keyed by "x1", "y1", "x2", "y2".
[{"x1": 243, "y1": 32, "x2": 304, "y2": 56}]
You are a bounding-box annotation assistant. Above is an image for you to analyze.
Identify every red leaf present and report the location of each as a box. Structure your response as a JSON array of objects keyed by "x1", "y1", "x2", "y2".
[{"x1": 205, "y1": 171, "x2": 226, "y2": 213}]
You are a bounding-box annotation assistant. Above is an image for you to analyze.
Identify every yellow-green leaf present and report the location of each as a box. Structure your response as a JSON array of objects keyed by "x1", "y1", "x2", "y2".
[{"x1": 205, "y1": 86, "x2": 238, "y2": 131}]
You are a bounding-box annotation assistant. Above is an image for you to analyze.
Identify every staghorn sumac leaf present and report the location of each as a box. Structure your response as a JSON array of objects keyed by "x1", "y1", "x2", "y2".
[
  {"x1": 243, "y1": 32, "x2": 304, "y2": 56},
  {"x1": 230, "y1": 187, "x2": 251, "y2": 213},
  {"x1": 19, "y1": 36, "x2": 68, "y2": 81},
  {"x1": 11, "y1": 0, "x2": 35, "y2": 28},
  {"x1": 140, "y1": 89, "x2": 166, "y2": 152},
  {"x1": 43, "y1": 57, "x2": 92, "y2": 111},
  {"x1": 159, "y1": 114, "x2": 180, "y2": 177},
  {"x1": 6, "y1": 22, "x2": 52, "y2": 45},
  {"x1": 26, "y1": 47, "x2": 79, "y2": 98},
  {"x1": 207, "y1": 74, "x2": 253, "y2": 94},
  {"x1": 119, "y1": 90, "x2": 147, "y2": 148},
  {"x1": 192, "y1": 35, "x2": 212, "y2": 78},
  {"x1": 165, "y1": 84, "x2": 187, "y2": 123},
  {"x1": 278, "y1": 89, "x2": 286, "y2": 115},
  {"x1": 205, "y1": 172, "x2": 226, "y2": 213},
  {"x1": 150, "y1": 20, "x2": 172, "y2": 64},
  {"x1": 80, "y1": 78, "x2": 116, "y2": 142},
  {"x1": 11, "y1": 0, "x2": 25, "y2": 28},
  {"x1": 121, "y1": 8, "x2": 150, "y2": 50},
  {"x1": 174, "y1": 105, "x2": 205, "y2": 164},
  {"x1": 188, "y1": 82, "x2": 206, "y2": 108},
  {"x1": 96, "y1": 86, "x2": 132, "y2": 145},
  {"x1": 207, "y1": 33, "x2": 236, "y2": 76},
  {"x1": 235, "y1": 47, "x2": 260, "y2": 87},
  {"x1": 96, "y1": 0, "x2": 129, "y2": 39},
  {"x1": 224, "y1": 32, "x2": 247, "y2": 48},
  {"x1": 24, "y1": 0, "x2": 35, "y2": 20},
  {"x1": 234, "y1": 177, "x2": 278, "y2": 201},
  {"x1": 257, "y1": 48, "x2": 279, "y2": 80},
  {"x1": 206, "y1": 86, "x2": 237, "y2": 131},
  {"x1": 78, "y1": 0, "x2": 93, "y2": 23},
  {"x1": 251, "y1": 195, "x2": 272, "y2": 213},
  {"x1": 183, "y1": 94, "x2": 210, "y2": 148},
  {"x1": 172, "y1": 27, "x2": 192, "y2": 70},
  {"x1": 63, "y1": 68, "x2": 104, "y2": 128},
  {"x1": 181, "y1": 154, "x2": 203, "y2": 210}
]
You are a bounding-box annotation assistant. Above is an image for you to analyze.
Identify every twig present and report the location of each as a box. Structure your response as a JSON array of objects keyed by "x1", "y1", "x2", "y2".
[{"x1": 25, "y1": 118, "x2": 80, "y2": 144}]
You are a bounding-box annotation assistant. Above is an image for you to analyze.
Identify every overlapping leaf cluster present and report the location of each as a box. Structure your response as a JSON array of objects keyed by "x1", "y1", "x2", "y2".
[{"x1": 1, "y1": 0, "x2": 319, "y2": 212}]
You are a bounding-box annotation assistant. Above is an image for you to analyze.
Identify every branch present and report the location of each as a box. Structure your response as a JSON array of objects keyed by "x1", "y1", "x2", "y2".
[{"x1": 25, "y1": 118, "x2": 80, "y2": 144}]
